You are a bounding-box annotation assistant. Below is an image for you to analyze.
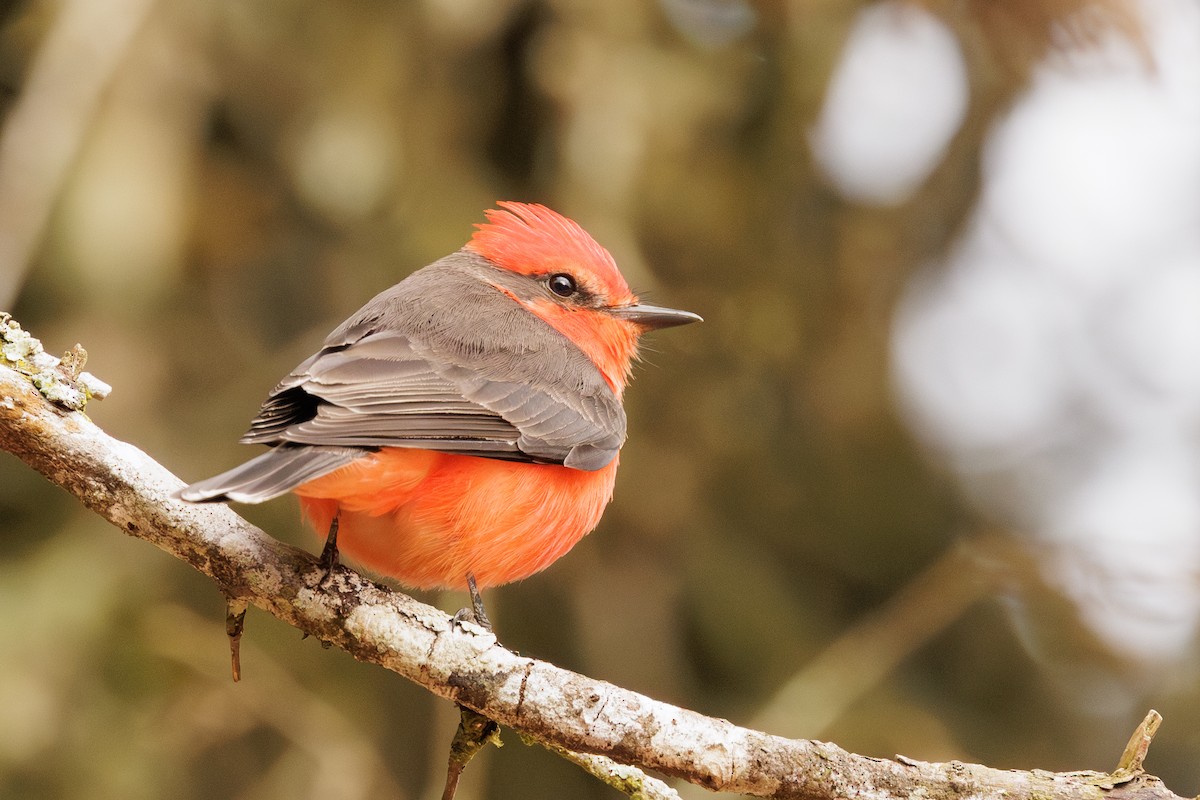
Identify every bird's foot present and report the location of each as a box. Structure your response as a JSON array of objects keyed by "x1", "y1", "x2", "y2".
[
  {"x1": 316, "y1": 515, "x2": 340, "y2": 584},
  {"x1": 452, "y1": 572, "x2": 493, "y2": 632}
]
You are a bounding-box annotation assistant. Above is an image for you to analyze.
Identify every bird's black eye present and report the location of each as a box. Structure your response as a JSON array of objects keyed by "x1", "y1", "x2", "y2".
[{"x1": 548, "y1": 273, "x2": 577, "y2": 297}]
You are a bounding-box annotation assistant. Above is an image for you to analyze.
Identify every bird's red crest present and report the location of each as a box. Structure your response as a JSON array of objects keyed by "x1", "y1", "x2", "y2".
[{"x1": 466, "y1": 202, "x2": 632, "y2": 301}]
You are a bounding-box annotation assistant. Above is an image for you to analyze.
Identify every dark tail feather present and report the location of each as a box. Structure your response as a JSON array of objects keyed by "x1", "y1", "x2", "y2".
[{"x1": 177, "y1": 446, "x2": 366, "y2": 504}]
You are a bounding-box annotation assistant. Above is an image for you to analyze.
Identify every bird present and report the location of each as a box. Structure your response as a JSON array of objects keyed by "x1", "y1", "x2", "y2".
[{"x1": 179, "y1": 202, "x2": 700, "y2": 597}]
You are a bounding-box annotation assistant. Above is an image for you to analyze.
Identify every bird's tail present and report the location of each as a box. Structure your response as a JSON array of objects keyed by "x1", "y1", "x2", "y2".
[{"x1": 177, "y1": 446, "x2": 367, "y2": 504}]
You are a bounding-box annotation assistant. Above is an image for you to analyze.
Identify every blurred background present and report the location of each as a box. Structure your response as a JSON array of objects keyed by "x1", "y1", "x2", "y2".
[{"x1": 3, "y1": 0, "x2": 1200, "y2": 797}]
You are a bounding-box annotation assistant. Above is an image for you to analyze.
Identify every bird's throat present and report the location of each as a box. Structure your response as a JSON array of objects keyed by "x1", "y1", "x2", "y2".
[{"x1": 519, "y1": 298, "x2": 638, "y2": 395}]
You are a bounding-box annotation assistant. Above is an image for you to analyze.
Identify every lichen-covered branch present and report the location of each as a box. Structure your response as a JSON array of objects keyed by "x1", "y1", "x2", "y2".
[{"x1": 0, "y1": 322, "x2": 1190, "y2": 800}]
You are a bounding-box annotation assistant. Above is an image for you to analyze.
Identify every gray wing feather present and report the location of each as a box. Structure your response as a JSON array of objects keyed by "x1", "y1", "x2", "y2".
[
  {"x1": 244, "y1": 331, "x2": 529, "y2": 454},
  {"x1": 177, "y1": 446, "x2": 364, "y2": 504}
]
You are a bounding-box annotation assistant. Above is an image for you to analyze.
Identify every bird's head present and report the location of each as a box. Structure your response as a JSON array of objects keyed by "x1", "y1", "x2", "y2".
[{"x1": 465, "y1": 202, "x2": 700, "y2": 394}]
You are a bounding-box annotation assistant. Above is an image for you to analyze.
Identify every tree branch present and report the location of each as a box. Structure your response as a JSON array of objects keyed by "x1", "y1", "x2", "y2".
[{"x1": 0, "y1": 318, "x2": 1189, "y2": 800}]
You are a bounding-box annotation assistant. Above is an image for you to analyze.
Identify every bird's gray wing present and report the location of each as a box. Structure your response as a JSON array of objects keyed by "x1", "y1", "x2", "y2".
[{"x1": 240, "y1": 328, "x2": 624, "y2": 470}]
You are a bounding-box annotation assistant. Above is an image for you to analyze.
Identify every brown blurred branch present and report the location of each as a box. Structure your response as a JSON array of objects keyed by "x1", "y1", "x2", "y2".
[
  {"x1": 0, "y1": 322, "x2": 1190, "y2": 800},
  {"x1": 752, "y1": 540, "x2": 995, "y2": 739},
  {"x1": 0, "y1": 0, "x2": 159, "y2": 308}
]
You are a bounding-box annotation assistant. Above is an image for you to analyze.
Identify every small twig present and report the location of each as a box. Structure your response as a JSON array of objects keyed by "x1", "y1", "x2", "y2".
[
  {"x1": 441, "y1": 707, "x2": 503, "y2": 800},
  {"x1": 1110, "y1": 710, "x2": 1162, "y2": 782},
  {"x1": 225, "y1": 597, "x2": 248, "y2": 682},
  {"x1": 523, "y1": 733, "x2": 681, "y2": 800}
]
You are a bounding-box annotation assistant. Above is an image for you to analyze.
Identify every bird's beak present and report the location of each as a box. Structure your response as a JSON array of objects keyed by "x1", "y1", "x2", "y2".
[{"x1": 609, "y1": 303, "x2": 703, "y2": 330}]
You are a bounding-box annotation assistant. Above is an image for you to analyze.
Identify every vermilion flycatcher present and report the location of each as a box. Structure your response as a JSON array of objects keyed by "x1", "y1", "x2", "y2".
[{"x1": 180, "y1": 202, "x2": 699, "y2": 591}]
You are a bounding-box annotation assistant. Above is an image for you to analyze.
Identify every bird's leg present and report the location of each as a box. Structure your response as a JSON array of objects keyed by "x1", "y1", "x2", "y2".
[
  {"x1": 317, "y1": 514, "x2": 340, "y2": 582},
  {"x1": 468, "y1": 573, "x2": 492, "y2": 630},
  {"x1": 452, "y1": 572, "x2": 493, "y2": 632}
]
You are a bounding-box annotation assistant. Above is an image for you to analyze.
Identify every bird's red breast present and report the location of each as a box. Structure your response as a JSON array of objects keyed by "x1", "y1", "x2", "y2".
[{"x1": 295, "y1": 449, "x2": 618, "y2": 589}]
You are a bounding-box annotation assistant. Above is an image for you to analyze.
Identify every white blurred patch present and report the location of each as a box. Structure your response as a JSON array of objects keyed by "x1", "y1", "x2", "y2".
[
  {"x1": 892, "y1": 249, "x2": 1073, "y2": 460},
  {"x1": 891, "y1": 0, "x2": 1200, "y2": 670},
  {"x1": 810, "y1": 2, "x2": 967, "y2": 205},
  {"x1": 1042, "y1": 439, "x2": 1200, "y2": 660},
  {"x1": 658, "y1": 0, "x2": 757, "y2": 49},
  {"x1": 982, "y1": 33, "x2": 1200, "y2": 289},
  {"x1": 1089, "y1": 255, "x2": 1200, "y2": 429}
]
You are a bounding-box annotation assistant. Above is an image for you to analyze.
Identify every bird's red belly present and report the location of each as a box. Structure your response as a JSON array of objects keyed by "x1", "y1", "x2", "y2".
[{"x1": 293, "y1": 448, "x2": 618, "y2": 590}]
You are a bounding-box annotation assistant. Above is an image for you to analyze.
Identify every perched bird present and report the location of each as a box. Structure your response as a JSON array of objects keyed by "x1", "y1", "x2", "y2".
[{"x1": 180, "y1": 202, "x2": 699, "y2": 593}]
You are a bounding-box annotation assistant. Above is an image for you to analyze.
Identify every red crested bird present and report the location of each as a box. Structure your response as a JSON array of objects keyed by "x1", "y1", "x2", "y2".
[{"x1": 180, "y1": 202, "x2": 700, "y2": 594}]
